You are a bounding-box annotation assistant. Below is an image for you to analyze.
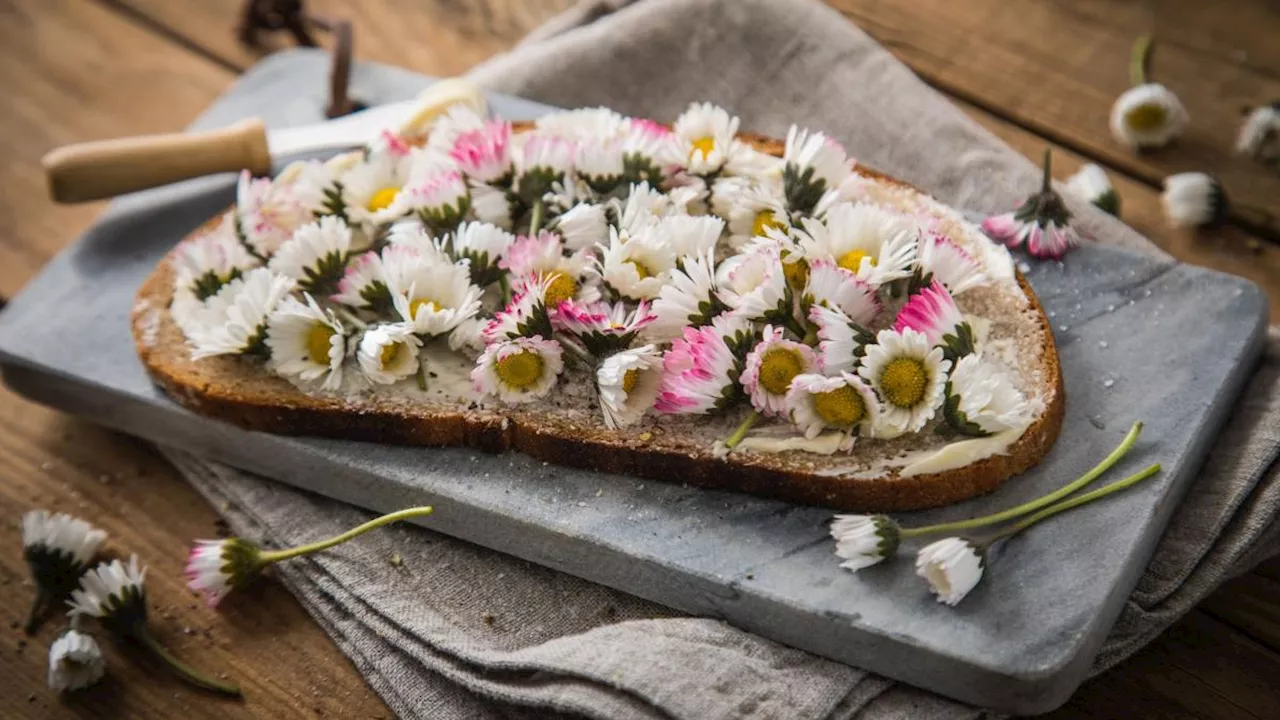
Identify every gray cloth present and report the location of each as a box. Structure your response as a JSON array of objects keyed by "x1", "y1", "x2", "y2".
[{"x1": 165, "y1": 0, "x2": 1280, "y2": 717}]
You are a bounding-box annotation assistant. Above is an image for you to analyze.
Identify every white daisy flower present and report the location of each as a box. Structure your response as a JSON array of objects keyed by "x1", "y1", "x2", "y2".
[
  {"x1": 893, "y1": 279, "x2": 970, "y2": 354},
  {"x1": 554, "y1": 202, "x2": 610, "y2": 252},
  {"x1": 22, "y1": 510, "x2": 108, "y2": 634},
  {"x1": 449, "y1": 120, "x2": 513, "y2": 183},
  {"x1": 654, "y1": 314, "x2": 751, "y2": 414},
  {"x1": 740, "y1": 325, "x2": 820, "y2": 416},
  {"x1": 482, "y1": 274, "x2": 554, "y2": 344},
  {"x1": 620, "y1": 118, "x2": 681, "y2": 185},
  {"x1": 858, "y1": 327, "x2": 950, "y2": 434},
  {"x1": 332, "y1": 246, "x2": 398, "y2": 313},
  {"x1": 268, "y1": 215, "x2": 352, "y2": 293},
  {"x1": 916, "y1": 537, "x2": 985, "y2": 606},
  {"x1": 1110, "y1": 83, "x2": 1189, "y2": 150},
  {"x1": 469, "y1": 180, "x2": 516, "y2": 229},
  {"x1": 715, "y1": 244, "x2": 791, "y2": 323},
  {"x1": 48, "y1": 628, "x2": 105, "y2": 692},
  {"x1": 1236, "y1": 102, "x2": 1280, "y2": 165},
  {"x1": 171, "y1": 215, "x2": 260, "y2": 300},
  {"x1": 794, "y1": 202, "x2": 918, "y2": 286},
  {"x1": 783, "y1": 125, "x2": 853, "y2": 214},
  {"x1": 500, "y1": 230, "x2": 594, "y2": 308},
  {"x1": 575, "y1": 137, "x2": 626, "y2": 193},
  {"x1": 809, "y1": 304, "x2": 872, "y2": 375},
  {"x1": 184, "y1": 537, "x2": 265, "y2": 608},
  {"x1": 384, "y1": 223, "x2": 448, "y2": 259},
  {"x1": 449, "y1": 221, "x2": 515, "y2": 286},
  {"x1": 597, "y1": 344, "x2": 663, "y2": 429},
  {"x1": 718, "y1": 179, "x2": 790, "y2": 249},
  {"x1": 1161, "y1": 172, "x2": 1226, "y2": 229},
  {"x1": 981, "y1": 157, "x2": 1081, "y2": 261},
  {"x1": 553, "y1": 299, "x2": 656, "y2": 357},
  {"x1": 265, "y1": 294, "x2": 346, "y2": 391},
  {"x1": 357, "y1": 323, "x2": 423, "y2": 385},
  {"x1": 944, "y1": 354, "x2": 1038, "y2": 436},
  {"x1": 655, "y1": 214, "x2": 724, "y2": 257},
  {"x1": 536, "y1": 107, "x2": 629, "y2": 140},
  {"x1": 1063, "y1": 163, "x2": 1121, "y2": 216},
  {"x1": 68, "y1": 555, "x2": 148, "y2": 622},
  {"x1": 235, "y1": 170, "x2": 316, "y2": 256},
  {"x1": 600, "y1": 225, "x2": 677, "y2": 301},
  {"x1": 391, "y1": 168, "x2": 470, "y2": 231},
  {"x1": 339, "y1": 150, "x2": 414, "y2": 227},
  {"x1": 831, "y1": 514, "x2": 901, "y2": 572},
  {"x1": 185, "y1": 268, "x2": 296, "y2": 360},
  {"x1": 672, "y1": 102, "x2": 740, "y2": 175},
  {"x1": 422, "y1": 104, "x2": 488, "y2": 161},
  {"x1": 513, "y1": 134, "x2": 576, "y2": 202},
  {"x1": 644, "y1": 248, "x2": 723, "y2": 343},
  {"x1": 917, "y1": 232, "x2": 990, "y2": 296},
  {"x1": 802, "y1": 260, "x2": 880, "y2": 325},
  {"x1": 390, "y1": 254, "x2": 483, "y2": 337},
  {"x1": 615, "y1": 181, "x2": 675, "y2": 235},
  {"x1": 472, "y1": 335, "x2": 564, "y2": 403},
  {"x1": 786, "y1": 372, "x2": 882, "y2": 440}
]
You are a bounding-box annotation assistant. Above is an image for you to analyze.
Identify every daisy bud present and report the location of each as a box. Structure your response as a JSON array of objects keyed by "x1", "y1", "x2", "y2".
[
  {"x1": 47, "y1": 627, "x2": 105, "y2": 692},
  {"x1": 70, "y1": 555, "x2": 242, "y2": 696},
  {"x1": 1161, "y1": 172, "x2": 1227, "y2": 229},
  {"x1": 1063, "y1": 164, "x2": 1121, "y2": 217},
  {"x1": 830, "y1": 515, "x2": 900, "y2": 571},
  {"x1": 1109, "y1": 36, "x2": 1188, "y2": 150},
  {"x1": 22, "y1": 510, "x2": 107, "y2": 635},
  {"x1": 1235, "y1": 102, "x2": 1280, "y2": 166},
  {"x1": 915, "y1": 537, "x2": 985, "y2": 606}
]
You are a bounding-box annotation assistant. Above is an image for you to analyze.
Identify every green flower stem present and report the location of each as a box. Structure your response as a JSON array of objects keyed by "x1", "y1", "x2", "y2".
[
  {"x1": 1041, "y1": 148, "x2": 1053, "y2": 193},
  {"x1": 900, "y1": 421, "x2": 1144, "y2": 539},
  {"x1": 1130, "y1": 34, "x2": 1152, "y2": 87},
  {"x1": 529, "y1": 198, "x2": 546, "y2": 236},
  {"x1": 724, "y1": 411, "x2": 762, "y2": 450},
  {"x1": 335, "y1": 308, "x2": 367, "y2": 331},
  {"x1": 499, "y1": 274, "x2": 512, "y2": 305},
  {"x1": 416, "y1": 364, "x2": 430, "y2": 392},
  {"x1": 557, "y1": 336, "x2": 596, "y2": 369},
  {"x1": 138, "y1": 629, "x2": 242, "y2": 697},
  {"x1": 258, "y1": 507, "x2": 434, "y2": 564},
  {"x1": 23, "y1": 588, "x2": 47, "y2": 635},
  {"x1": 986, "y1": 463, "x2": 1162, "y2": 544}
]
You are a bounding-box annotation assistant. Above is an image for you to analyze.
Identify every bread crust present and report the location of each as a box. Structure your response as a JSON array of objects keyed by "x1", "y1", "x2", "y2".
[{"x1": 132, "y1": 133, "x2": 1064, "y2": 511}]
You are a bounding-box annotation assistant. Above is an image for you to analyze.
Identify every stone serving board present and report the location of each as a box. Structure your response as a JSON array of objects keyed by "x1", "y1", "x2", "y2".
[{"x1": 0, "y1": 51, "x2": 1268, "y2": 714}]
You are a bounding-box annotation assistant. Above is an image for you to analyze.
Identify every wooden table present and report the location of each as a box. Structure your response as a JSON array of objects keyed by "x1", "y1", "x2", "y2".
[{"x1": 2, "y1": 1, "x2": 1277, "y2": 717}]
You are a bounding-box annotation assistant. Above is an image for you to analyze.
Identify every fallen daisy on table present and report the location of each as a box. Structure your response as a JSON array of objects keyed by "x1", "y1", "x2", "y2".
[
  {"x1": 185, "y1": 506, "x2": 434, "y2": 608},
  {"x1": 47, "y1": 624, "x2": 105, "y2": 693},
  {"x1": 1109, "y1": 35, "x2": 1188, "y2": 151},
  {"x1": 830, "y1": 421, "x2": 1162, "y2": 606},
  {"x1": 1235, "y1": 101, "x2": 1280, "y2": 167},
  {"x1": 21, "y1": 510, "x2": 107, "y2": 635},
  {"x1": 1063, "y1": 163, "x2": 1120, "y2": 217},
  {"x1": 70, "y1": 555, "x2": 242, "y2": 696}
]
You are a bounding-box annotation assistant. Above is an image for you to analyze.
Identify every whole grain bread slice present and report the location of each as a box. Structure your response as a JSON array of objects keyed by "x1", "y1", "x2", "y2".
[{"x1": 131, "y1": 132, "x2": 1064, "y2": 512}]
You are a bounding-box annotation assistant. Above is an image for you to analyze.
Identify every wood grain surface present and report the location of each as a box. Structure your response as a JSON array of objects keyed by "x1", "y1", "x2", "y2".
[{"x1": 1, "y1": 0, "x2": 1277, "y2": 718}]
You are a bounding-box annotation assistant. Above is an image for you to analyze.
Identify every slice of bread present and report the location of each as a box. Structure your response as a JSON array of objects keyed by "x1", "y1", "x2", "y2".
[{"x1": 131, "y1": 131, "x2": 1063, "y2": 512}]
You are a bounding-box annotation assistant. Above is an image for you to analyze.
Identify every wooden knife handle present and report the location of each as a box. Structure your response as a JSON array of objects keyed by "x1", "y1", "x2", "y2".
[{"x1": 41, "y1": 118, "x2": 272, "y2": 203}]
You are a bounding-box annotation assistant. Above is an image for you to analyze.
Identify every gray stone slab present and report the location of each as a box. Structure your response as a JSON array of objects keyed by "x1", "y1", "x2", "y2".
[{"x1": 0, "y1": 50, "x2": 1268, "y2": 714}]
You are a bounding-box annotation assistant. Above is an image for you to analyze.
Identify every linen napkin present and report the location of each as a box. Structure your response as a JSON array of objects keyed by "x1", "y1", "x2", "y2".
[{"x1": 164, "y1": 0, "x2": 1280, "y2": 717}]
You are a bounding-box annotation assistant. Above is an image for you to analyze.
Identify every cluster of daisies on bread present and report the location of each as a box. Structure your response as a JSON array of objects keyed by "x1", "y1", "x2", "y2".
[{"x1": 170, "y1": 100, "x2": 1042, "y2": 449}]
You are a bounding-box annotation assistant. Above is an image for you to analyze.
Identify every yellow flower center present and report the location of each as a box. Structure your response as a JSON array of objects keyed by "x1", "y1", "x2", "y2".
[
  {"x1": 626, "y1": 259, "x2": 654, "y2": 280},
  {"x1": 367, "y1": 186, "x2": 400, "y2": 212},
  {"x1": 837, "y1": 249, "x2": 875, "y2": 274},
  {"x1": 880, "y1": 357, "x2": 928, "y2": 408},
  {"x1": 812, "y1": 385, "x2": 865, "y2": 427},
  {"x1": 782, "y1": 256, "x2": 810, "y2": 290},
  {"x1": 543, "y1": 271, "x2": 577, "y2": 308},
  {"x1": 691, "y1": 136, "x2": 716, "y2": 159},
  {"x1": 758, "y1": 347, "x2": 806, "y2": 396},
  {"x1": 495, "y1": 349, "x2": 544, "y2": 390},
  {"x1": 621, "y1": 368, "x2": 640, "y2": 395},
  {"x1": 306, "y1": 323, "x2": 336, "y2": 365},
  {"x1": 752, "y1": 210, "x2": 784, "y2": 237},
  {"x1": 410, "y1": 298, "x2": 440, "y2": 318},
  {"x1": 1124, "y1": 103, "x2": 1168, "y2": 132},
  {"x1": 379, "y1": 341, "x2": 404, "y2": 369}
]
